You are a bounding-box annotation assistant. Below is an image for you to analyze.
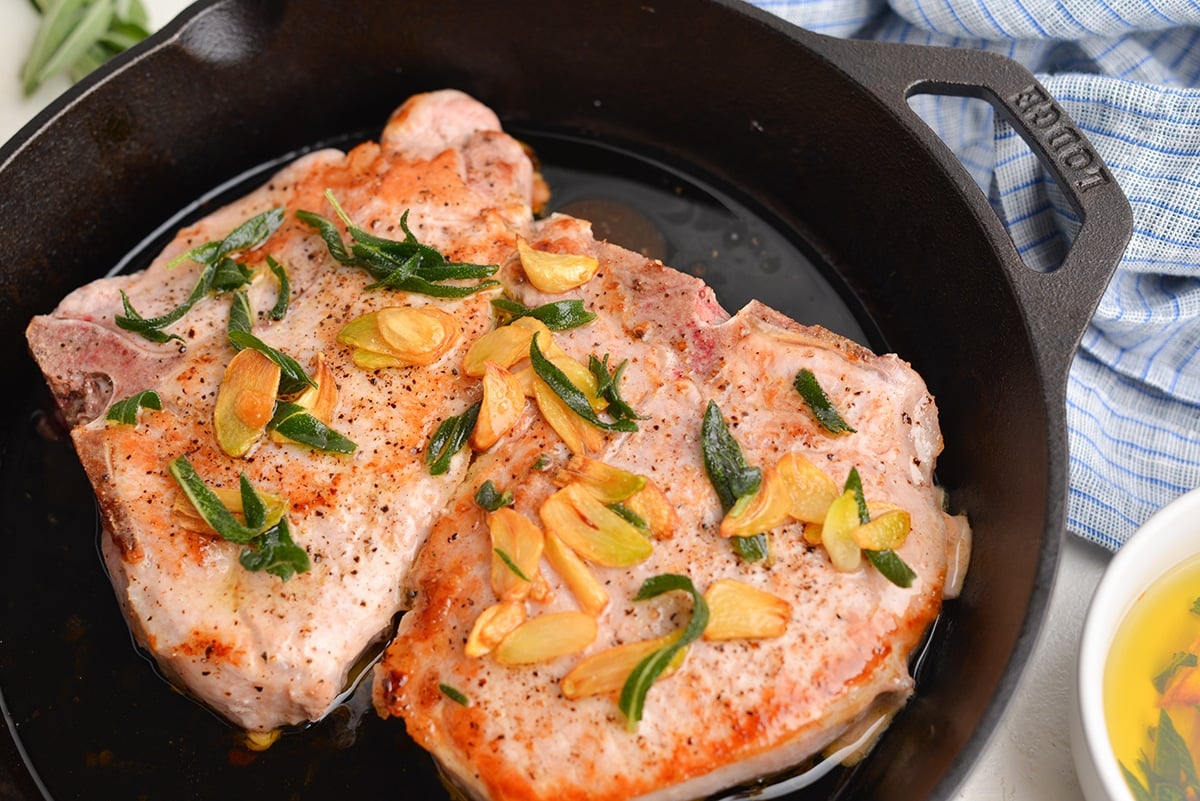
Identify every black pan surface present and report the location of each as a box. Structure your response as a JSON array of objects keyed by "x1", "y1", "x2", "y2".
[{"x1": 0, "y1": 1, "x2": 1132, "y2": 799}]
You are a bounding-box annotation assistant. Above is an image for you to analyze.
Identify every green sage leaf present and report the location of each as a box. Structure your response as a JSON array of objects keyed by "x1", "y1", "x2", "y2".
[
  {"x1": 732, "y1": 533, "x2": 770, "y2": 562},
  {"x1": 845, "y1": 467, "x2": 917, "y2": 587},
  {"x1": 238, "y1": 517, "x2": 310, "y2": 581},
  {"x1": 864, "y1": 549, "x2": 917, "y2": 588},
  {"x1": 475, "y1": 480, "x2": 514, "y2": 512},
  {"x1": 171, "y1": 208, "x2": 285, "y2": 269},
  {"x1": 494, "y1": 548, "x2": 531, "y2": 582},
  {"x1": 589, "y1": 354, "x2": 645, "y2": 424},
  {"x1": 227, "y1": 289, "x2": 253, "y2": 341},
  {"x1": 700, "y1": 400, "x2": 761, "y2": 512},
  {"x1": 266, "y1": 255, "x2": 290, "y2": 321},
  {"x1": 844, "y1": 467, "x2": 869, "y2": 524},
  {"x1": 268, "y1": 401, "x2": 357, "y2": 454},
  {"x1": 439, "y1": 683, "x2": 470, "y2": 706},
  {"x1": 295, "y1": 209, "x2": 355, "y2": 264},
  {"x1": 492, "y1": 297, "x2": 596, "y2": 331},
  {"x1": 211, "y1": 257, "x2": 254, "y2": 293},
  {"x1": 529, "y1": 333, "x2": 637, "y2": 433},
  {"x1": 794, "y1": 368, "x2": 856, "y2": 435},
  {"x1": 168, "y1": 456, "x2": 260, "y2": 545},
  {"x1": 297, "y1": 193, "x2": 498, "y2": 298},
  {"x1": 425, "y1": 402, "x2": 480, "y2": 476},
  {"x1": 608, "y1": 502, "x2": 647, "y2": 532},
  {"x1": 105, "y1": 389, "x2": 161, "y2": 425},
  {"x1": 618, "y1": 574, "x2": 709, "y2": 731},
  {"x1": 700, "y1": 401, "x2": 768, "y2": 562},
  {"x1": 239, "y1": 474, "x2": 266, "y2": 530},
  {"x1": 227, "y1": 331, "x2": 315, "y2": 394}
]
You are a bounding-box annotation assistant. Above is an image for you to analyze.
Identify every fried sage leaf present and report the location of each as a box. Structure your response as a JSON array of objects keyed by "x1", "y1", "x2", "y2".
[
  {"x1": 117, "y1": 208, "x2": 284, "y2": 343},
  {"x1": 268, "y1": 401, "x2": 357, "y2": 455},
  {"x1": 238, "y1": 517, "x2": 311, "y2": 581},
  {"x1": 844, "y1": 467, "x2": 916, "y2": 588},
  {"x1": 170, "y1": 208, "x2": 285, "y2": 270},
  {"x1": 700, "y1": 401, "x2": 766, "y2": 561},
  {"x1": 618, "y1": 574, "x2": 709, "y2": 731},
  {"x1": 168, "y1": 456, "x2": 262, "y2": 545},
  {"x1": 439, "y1": 683, "x2": 470, "y2": 706},
  {"x1": 589, "y1": 354, "x2": 645, "y2": 425},
  {"x1": 529, "y1": 334, "x2": 637, "y2": 433},
  {"x1": 297, "y1": 192, "x2": 500, "y2": 297},
  {"x1": 227, "y1": 331, "x2": 316, "y2": 394},
  {"x1": 169, "y1": 455, "x2": 310, "y2": 580},
  {"x1": 426, "y1": 402, "x2": 481, "y2": 476},
  {"x1": 794, "y1": 368, "x2": 856, "y2": 435},
  {"x1": 267, "y1": 255, "x2": 290, "y2": 321},
  {"x1": 227, "y1": 289, "x2": 253, "y2": 340},
  {"x1": 475, "y1": 480, "x2": 515, "y2": 512},
  {"x1": 105, "y1": 389, "x2": 161, "y2": 425},
  {"x1": 492, "y1": 297, "x2": 596, "y2": 331}
]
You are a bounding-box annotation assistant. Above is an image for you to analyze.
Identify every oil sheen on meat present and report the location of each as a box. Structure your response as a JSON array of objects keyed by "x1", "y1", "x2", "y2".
[{"x1": 26, "y1": 90, "x2": 969, "y2": 798}]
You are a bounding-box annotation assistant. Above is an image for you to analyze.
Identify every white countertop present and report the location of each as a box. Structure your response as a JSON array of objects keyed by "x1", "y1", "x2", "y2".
[{"x1": 0, "y1": 1, "x2": 1113, "y2": 798}]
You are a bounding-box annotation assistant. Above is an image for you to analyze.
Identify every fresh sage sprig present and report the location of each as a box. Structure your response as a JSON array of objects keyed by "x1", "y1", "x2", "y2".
[
  {"x1": 425, "y1": 402, "x2": 481, "y2": 476},
  {"x1": 168, "y1": 455, "x2": 311, "y2": 580},
  {"x1": 843, "y1": 467, "x2": 917, "y2": 588},
  {"x1": 105, "y1": 389, "x2": 161, "y2": 425},
  {"x1": 492, "y1": 297, "x2": 596, "y2": 331},
  {"x1": 529, "y1": 334, "x2": 638, "y2": 434},
  {"x1": 700, "y1": 401, "x2": 767, "y2": 561},
  {"x1": 618, "y1": 574, "x2": 709, "y2": 731},
  {"x1": 116, "y1": 208, "x2": 284, "y2": 343},
  {"x1": 21, "y1": 0, "x2": 151, "y2": 96},
  {"x1": 794, "y1": 368, "x2": 856, "y2": 435},
  {"x1": 297, "y1": 191, "x2": 500, "y2": 298}
]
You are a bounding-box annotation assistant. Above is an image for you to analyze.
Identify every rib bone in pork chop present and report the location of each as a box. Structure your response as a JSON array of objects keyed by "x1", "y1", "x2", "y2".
[{"x1": 26, "y1": 90, "x2": 969, "y2": 797}]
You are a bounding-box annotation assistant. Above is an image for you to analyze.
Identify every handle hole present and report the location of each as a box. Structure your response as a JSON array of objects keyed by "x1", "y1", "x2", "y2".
[{"x1": 906, "y1": 91, "x2": 1075, "y2": 274}]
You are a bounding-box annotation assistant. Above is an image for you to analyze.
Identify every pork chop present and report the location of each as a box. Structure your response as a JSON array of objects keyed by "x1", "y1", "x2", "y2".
[
  {"x1": 372, "y1": 201, "x2": 969, "y2": 797},
  {"x1": 25, "y1": 90, "x2": 537, "y2": 732}
]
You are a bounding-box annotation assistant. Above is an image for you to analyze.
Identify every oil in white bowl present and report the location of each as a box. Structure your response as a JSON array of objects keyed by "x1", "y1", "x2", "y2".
[{"x1": 1104, "y1": 553, "x2": 1200, "y2": 798}]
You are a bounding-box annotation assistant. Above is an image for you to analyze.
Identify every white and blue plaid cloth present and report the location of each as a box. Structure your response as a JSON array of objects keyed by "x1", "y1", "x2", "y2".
[{"x1": 751, "y1": 0, "x2": 1200, "y2": 550}]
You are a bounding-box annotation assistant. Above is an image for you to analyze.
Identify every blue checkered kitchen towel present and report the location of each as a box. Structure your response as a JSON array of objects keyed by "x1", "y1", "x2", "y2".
[{"x1": 752, "y1": 0, "x2": 1200, "y2": 550}]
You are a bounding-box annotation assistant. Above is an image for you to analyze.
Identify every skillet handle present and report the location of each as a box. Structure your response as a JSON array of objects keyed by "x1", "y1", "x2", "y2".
[{"x1": 794, "y1": 33, "x2": 1133, "y2": 379}]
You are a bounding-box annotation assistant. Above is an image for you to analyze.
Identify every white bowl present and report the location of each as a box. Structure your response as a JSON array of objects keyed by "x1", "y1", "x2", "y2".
[{"x1": 1072, "y1": 486, "x2": 1200, "y2": 801}]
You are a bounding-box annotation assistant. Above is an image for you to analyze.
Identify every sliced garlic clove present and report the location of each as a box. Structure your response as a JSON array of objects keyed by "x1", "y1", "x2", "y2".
[
  {"x1": 471, "y1": 361, "x2": 526, "y2": 451},
  {"x1": 702, "y1": 578, "x2": 792, "y2": 641},
  {"x1": 214, "y1": 348, "x2": 281, "y2": 458},
  {"x1": 538, "y1": 483, "x2": 652, "y2": 567},
  {"x1": 493, "y1": 611, "x2": 598, "y2": 665},
  {"x1": 517, "y1": 238, "x2": 600, "y2": 293}
]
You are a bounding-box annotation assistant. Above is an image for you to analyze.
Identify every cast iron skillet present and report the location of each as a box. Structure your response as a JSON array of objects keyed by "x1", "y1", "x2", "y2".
[{"x1": 0, "y1": 1, "x2": 1132, "y2": 799}]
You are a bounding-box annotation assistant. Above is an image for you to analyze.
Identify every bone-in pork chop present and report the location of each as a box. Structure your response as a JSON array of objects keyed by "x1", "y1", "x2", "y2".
[
  {"x1": 25, "y1": 90, "x2": 536, "y2": 732},
  {"x1": 372, "y1": 159, "x2": 968, "y2": 799}
]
